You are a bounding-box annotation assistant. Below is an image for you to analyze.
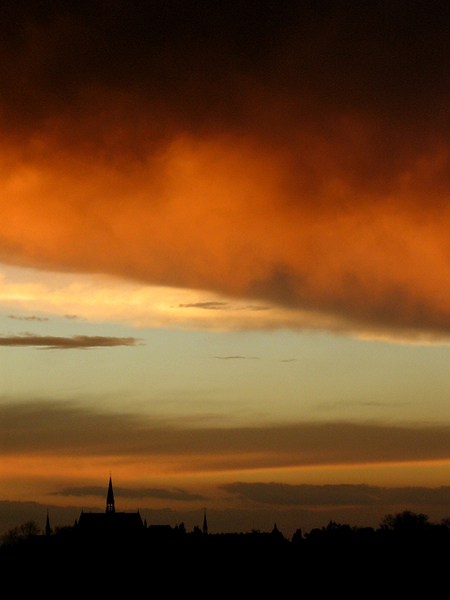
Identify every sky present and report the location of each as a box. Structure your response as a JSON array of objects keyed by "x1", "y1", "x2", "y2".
[{"x1": 2, "y1": 1, "x2": 450, "y2": 537}]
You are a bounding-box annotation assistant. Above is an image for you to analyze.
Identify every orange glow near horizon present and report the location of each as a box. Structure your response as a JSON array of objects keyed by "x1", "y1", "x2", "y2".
[{"x1": 3, "y1": 452, "x2": 450, "y2": 502}]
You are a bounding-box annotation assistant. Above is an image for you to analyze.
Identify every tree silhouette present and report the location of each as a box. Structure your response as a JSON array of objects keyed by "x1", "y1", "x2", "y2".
[
  {"x1": 379, "y1": 511, "x2": 430, "y2": 534},
  {"x1": 292, "y1": 528, "x2": 303, "y2": 544},
  {"x1": 1, "y1": 520, "x2": 41, "y2": 547}
]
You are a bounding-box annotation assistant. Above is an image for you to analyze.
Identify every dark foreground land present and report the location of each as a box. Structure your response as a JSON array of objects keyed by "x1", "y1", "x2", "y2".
[
  {"x1": 0, "y1": 513, "x2": 450, "y2": 598},
  {"x1": 1, "y1": 513, "x2": 450, "y2": 593}
]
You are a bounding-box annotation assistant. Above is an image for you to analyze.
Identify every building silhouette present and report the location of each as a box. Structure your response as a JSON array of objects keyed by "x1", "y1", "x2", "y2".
[
  {"x1": 75, "y1": 476, "x2": 144, "y2": 539},
  {"x1": 106, "y1": 475, "x2": 115, "y2": 513}
]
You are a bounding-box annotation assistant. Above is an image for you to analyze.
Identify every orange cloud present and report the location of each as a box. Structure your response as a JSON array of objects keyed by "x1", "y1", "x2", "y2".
[
  {"x1": 1, "y1": 129, "x2": 450, "y2": 341},
  {"x1": 1, "y1": 3, "x2": 450, "y2": 341}
]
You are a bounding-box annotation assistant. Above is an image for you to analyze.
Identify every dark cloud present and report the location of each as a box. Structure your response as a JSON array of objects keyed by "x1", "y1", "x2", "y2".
[
  {"x1": 51, "y1": 486, "x2": 204, "y2": 502},
  {"x1": 2, "y1": 400, "x2": 450, "y2": 470},
  {"x1": 0, "y1": 1, "x2": 448, "y2": 135},
  {"x1": 221, "y1": 482, "x2": 450, "y2": 507},
  {"x1": 0, "y1": 334, "x2": 142, "y2": 349}
]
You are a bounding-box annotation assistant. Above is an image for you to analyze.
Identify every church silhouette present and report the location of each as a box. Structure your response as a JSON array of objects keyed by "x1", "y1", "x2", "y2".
[{"x1": 75, "y1": 476, "x2": 144, "y2": 539}]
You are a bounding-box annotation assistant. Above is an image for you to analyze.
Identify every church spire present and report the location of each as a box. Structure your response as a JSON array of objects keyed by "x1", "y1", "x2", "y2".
[
  {"x1": 203, "y1": 509, "x2": 208, "y2": 535},
  {"x1": 106, "y1": 475, "x2": 115, "y2": 513},
  {"x1": 45, "y1": 510, "x2": 51, "y2": 536}
]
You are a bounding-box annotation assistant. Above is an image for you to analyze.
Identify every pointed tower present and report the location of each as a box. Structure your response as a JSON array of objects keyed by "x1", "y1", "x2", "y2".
[
  {"x1": 203, "y1": 509, "x2": 208, "y2": 535},
  {"x1": 106, "y1": 475, "x2": 115, "y2": 513},
  {"x1": 45, "y1": 510, "x2": 51, "y2": 536}
]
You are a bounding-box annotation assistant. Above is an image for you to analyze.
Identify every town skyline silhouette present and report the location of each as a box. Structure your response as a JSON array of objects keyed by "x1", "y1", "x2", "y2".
[{"x1": 2, "y1": 475, "x2": 450, "y2": 593}]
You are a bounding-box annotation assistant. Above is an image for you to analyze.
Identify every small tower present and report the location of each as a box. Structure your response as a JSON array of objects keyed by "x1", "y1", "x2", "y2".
[
  {"x1": 45, "y1": 510, "x2": 52, "y2": 536},
  {"x1": 203, "y1": 509, "x2": 208, "y2": 535},
  {"x1": 106, "y1": 475, "x2": 115, "y2": 514}
]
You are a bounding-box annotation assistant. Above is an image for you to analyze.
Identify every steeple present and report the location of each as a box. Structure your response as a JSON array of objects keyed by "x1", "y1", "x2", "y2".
[
  {"x1": 203, "y1": 509, "x2": 208, "y2": 535},
  {"x1": 45, "y1": 510, "x2": 51, "y2": 536},
  {"x1": 106, "y1": 475, "x2": 115, "y2": 513}
]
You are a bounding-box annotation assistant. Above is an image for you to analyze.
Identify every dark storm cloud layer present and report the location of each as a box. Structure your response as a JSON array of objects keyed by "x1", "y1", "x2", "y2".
[
  {"x1": 1, "y1": 1, "x2": 448, "y2": 134},
  {"x1": 0, "y1": 334, "x2": 141, "y2": 349},
  {"x1": 1, "y1": 2, "x2": 450, "y2": 338},
  {"x1": 2, "y1": 400, "x2": 450, "y2": 470}
]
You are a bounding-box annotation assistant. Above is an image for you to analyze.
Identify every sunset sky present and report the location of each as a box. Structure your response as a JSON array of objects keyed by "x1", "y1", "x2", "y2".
[{"x1": 2, "y1": 1, "x2": 450, "y2": 536}]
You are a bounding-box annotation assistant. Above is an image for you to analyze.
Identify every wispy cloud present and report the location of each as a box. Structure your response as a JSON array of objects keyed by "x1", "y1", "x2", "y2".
[
  {"x1": 178, "y1": 302, "x2": 230, "y2": 310},
  {"x1": 178, "y1": 302, "x2": 270, "y2": 312},
  {"x1": 213, "y1": 355, "x2": 260, "y2": 360},
  {"x1": 0, "y1": 334, "x2": 142, "y2": 349},
  {"x1": 317, "y1": 400, "x2": 409, "y2": 412},
  {"x1": 8, "y1": 315, "x2": 48, "y2": 322}
]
